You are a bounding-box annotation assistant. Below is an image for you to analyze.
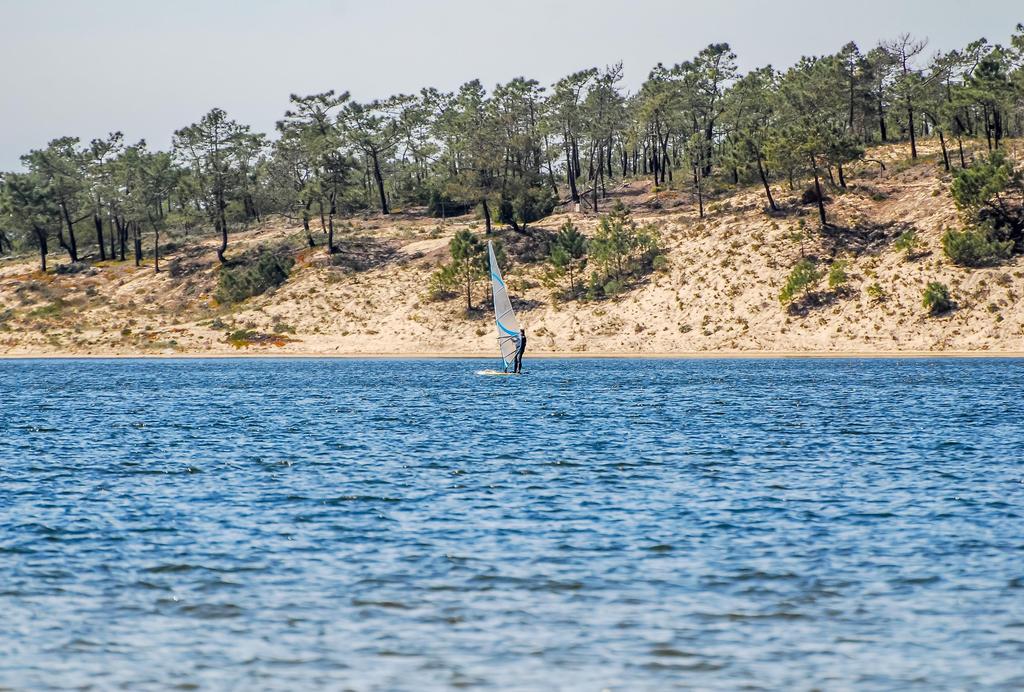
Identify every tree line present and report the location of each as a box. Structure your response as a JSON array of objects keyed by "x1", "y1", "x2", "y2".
[{"x1": 2, "y1": 25, "x2": 1023, "y2": 272}]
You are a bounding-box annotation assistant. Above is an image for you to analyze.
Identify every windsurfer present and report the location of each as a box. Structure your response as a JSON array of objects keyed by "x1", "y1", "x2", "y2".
[{"x1": 513, "y1": 328, "x2": 526, "y2": 373}]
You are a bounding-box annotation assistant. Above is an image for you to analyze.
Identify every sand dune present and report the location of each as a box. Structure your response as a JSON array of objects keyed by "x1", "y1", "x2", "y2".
[{"x1": 2, "y1": 140, "x2": 1023, "y2": 358}]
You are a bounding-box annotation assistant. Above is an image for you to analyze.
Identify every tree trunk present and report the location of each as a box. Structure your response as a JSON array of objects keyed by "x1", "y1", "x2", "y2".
[
  {"x1": 694, "y1": 166, "x2": 704, "y2": 219},
  {"x1": 907, "y1": 102, "x2": 917, "y2": 159},
  {"x1": 566, "y1": 148, "x2": 580, "y2": 202},
  {"x1": 983, "y1": 105, "x2": 993, "y2": 152},
  {"x1": 572, "y1": 139, "x2": 581, "y2": 183},
  {"x1": 848, "y1": 69, "x2": 856, "y2": 129},
  {"x1": 94, "y1": 213, "x2": 106, "y2": 261},
  {"x1": 133, "y1": 221, "x2": 143, "y2": 267},
  {"x1": 756, "y1": 156, "x2": 778, "y2": 211},
  {"x1": 371, "y1": 152, "x2": 389, "y2": 214},
  {"x1": 153, "y1": 225, "x2": 160, "y2": 273},
  {"x1": 302, "y1": 201, "x2": 316, "y2": 247},
  {"x1": 837, "y1": 163, "x2": 847, "y2": 189},
  {"x1": 328, "y1": 191, "x2": 340, "y2": 253},
  {"x1": 59, "y1": 203, "x2": 79, "y2": 263},
  {"x1": 115, "y1": 216, "x2": 126, "y2": 261},
  {"x1": 215, "y1": 217, "x2": 227, "y2": 264},
  {"x1": 957, "y1": 135, "x2": 966, "y2": 168},
  {"x1": 35, "y1": 227, "x2": 47, "y2": 272},
  {"x1": 651, "y1": 142, "x2": 659, "y2": 188},
  {"x1": 665, "y1": 139, "x2": 674, "y2": 184},
  {"x1": 702, "y1": 122, "x2": 714, "y2": 176},
  {"x1": 938, "y1": 129, "x2": 950, "y2": 171},
  {"x1": 878, "y1": 97, "x2": 888, "y2": 142},
  {"x1": 812, "y1": 157, "x2": 827, "y2": 226},
  {"x1": 481, "y1": 198, "x2": 492, "y2": 235},
  {"x1": 546, "y1": 151, "x2": 559, "y2": 196},
  {"x1": 108, "y1": 212, "x2": 117, "y2": 259},
  {"x1": 216, "y1": 187, "x2": 228, "y2": 264}
]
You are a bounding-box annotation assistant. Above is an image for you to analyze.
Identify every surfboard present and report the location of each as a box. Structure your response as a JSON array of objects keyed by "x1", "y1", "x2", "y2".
[{"x1": 475, "y1": 370, "x2": 522, "y2": 376}]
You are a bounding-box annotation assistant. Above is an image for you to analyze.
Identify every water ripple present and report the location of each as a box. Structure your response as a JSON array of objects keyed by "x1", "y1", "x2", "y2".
[{"x1": 0, "y1": 357, "x2": 1023, "y2": 690}]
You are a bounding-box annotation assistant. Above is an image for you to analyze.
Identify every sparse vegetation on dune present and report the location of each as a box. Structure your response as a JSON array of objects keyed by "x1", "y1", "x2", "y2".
[
  {"x1": 0, "y1": 138, "x2": 1022, "y2": 355},
  {"x1": 2, "y1": 24, "x2": 1024, "y2": 354}
]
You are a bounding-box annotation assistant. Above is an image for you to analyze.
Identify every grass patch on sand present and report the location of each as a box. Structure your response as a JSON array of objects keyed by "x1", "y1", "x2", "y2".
[{"x1": 226, "y1": 329, "x2": 297, "y2": 348}]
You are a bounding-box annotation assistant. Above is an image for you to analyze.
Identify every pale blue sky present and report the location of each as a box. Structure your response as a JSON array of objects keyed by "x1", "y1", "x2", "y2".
[{"x1": 0, "y1": 0, "x2": 1020, "y2": 169}]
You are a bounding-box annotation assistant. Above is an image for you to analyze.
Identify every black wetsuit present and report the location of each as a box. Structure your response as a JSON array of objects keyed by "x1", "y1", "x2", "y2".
[{"x1": 514, "y1": 332, "x2": 526, "y2": 373}]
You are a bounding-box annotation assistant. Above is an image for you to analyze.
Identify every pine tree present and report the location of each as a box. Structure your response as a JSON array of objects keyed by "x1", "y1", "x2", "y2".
[
  {"x1": 173, "y1": 108, "x2": 257, "y2": 263},
  {"x1": 2, "y1": 173, "x2": 58, "y2": 271},
  {"x1": 548, "y1": 219, "x2": 588, "y2": 296}
]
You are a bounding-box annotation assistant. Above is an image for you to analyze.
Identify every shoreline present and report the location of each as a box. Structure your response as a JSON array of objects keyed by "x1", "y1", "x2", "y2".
[{"x1": 3, "y1": 350, "x2": 1024, "y2": 360}]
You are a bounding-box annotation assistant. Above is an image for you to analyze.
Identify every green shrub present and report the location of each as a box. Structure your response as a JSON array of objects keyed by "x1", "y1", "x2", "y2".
[
  {"x1": 580, "y1": 203, "x2": 663, "y2": 299},
  {"x1": 27, "y1": 301, "x2": 64, "y2": 319},
  {"x1": 893, "y1": 229, "x2": 920, "y2": 259},
  {"x1": 922, "y1": 281, "x2": 952, "y2": 315},
  {"x1": 590, "y1": 201, "x2": 660, "y2": 279},
  {"x1": 427, "y1": 263, "x2": 458, "y2": 301},
  {"x1": 426, "y1": 189, "x2": 475, "y2": 218},
  {"x1": 941, "y1": 228, "x2": 1013, "y2": 267},
  {"x1": 227, "y1": 329, "x2": 258, "y2": 345},
  {"x1": 547, "y1": 220, "x2": 588, "y2": 297},
  {"x1": 951, "y1": 152, "x2": 1024, "y2": 238},
  {"x1": 445, "y1": 229, "x2": 488, "y2": 310},
  {"x1": 498, "y1": 187, "x2": 557, "y2": 230},
  {"x1": 215, "y1": 252, "x2": 294, "y2": 304},
  {"x1": 779, "y1": 259, "x2": 821, "y2": 305},
  {"x1": 866, "y1": 283, "x2": 886, "y2": 303},
  {"x1": 602, "y1": 279, "x2": 624, "y2": 296},
  {"x1": 827, "y1": 260, "x2": 849, "y2": 290}
]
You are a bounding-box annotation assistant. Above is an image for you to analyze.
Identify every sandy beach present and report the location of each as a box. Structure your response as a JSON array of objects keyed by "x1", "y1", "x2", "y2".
[{"x1": 2, "y1": 350, "x2": 1024, "y2": 360}]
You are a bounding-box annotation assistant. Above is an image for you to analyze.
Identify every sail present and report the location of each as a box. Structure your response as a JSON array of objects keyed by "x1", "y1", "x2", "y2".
[{"x1": 488, "y1": 240, "x2": 520, "y2": 369}]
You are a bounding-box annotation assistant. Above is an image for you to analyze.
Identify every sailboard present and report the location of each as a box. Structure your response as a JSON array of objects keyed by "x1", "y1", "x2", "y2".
[{"x1": 477, "y1": 240, "x2": 522, "y2": 375}]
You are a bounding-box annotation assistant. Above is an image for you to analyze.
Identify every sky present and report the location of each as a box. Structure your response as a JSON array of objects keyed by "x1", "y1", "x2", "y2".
[{"x1": 0, "y1": 0, "x2": 1020, "y2": 170}]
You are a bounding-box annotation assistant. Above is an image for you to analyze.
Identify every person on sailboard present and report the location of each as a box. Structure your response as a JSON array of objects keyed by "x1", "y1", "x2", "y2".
[{"x1": 513, "y1": 328, "x2": 527, "y2": 373}]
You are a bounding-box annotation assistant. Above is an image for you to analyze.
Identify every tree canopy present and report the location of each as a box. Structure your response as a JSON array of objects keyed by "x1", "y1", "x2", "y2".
[{"x1": 2, "y1": 24, "x2": 1024, "y2": 270}]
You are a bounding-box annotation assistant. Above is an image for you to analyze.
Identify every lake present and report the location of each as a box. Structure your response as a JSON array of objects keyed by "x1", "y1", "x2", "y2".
[{"x1": 1, "y1": 358, "x2": 1022, "y2": 690}]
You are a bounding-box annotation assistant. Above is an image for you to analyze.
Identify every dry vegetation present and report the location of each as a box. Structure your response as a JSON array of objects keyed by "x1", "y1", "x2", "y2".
[{"x1": 2, "y1": 140, "x2": 1023, "y2": 357}]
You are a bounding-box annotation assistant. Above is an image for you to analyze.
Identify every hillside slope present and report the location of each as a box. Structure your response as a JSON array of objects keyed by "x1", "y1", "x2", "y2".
[{"x1": 2, "y1": 141, "x2": 1023, "y2": 357}]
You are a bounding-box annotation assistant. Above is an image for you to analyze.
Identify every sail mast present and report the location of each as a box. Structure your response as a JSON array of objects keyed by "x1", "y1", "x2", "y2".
[{"x1": 488, "y1": 241, "x2": 521, "y2": 370}]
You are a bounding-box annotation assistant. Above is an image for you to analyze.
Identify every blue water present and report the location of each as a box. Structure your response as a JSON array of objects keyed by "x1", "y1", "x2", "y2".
[{"x1": 1, "y1": 358, "x2": 1023, "y2": 690}]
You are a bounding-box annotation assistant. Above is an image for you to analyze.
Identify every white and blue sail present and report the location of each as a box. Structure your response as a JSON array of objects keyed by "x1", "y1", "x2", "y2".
[{"x1": 488, "y1": 240, "x2": 521, "y2": 370}]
